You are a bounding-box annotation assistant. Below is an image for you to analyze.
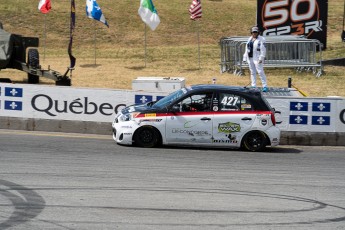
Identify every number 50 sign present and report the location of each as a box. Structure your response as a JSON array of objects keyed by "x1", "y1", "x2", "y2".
[{"x1": 257, "y1": 0, "x2": 328, "y2": 48}]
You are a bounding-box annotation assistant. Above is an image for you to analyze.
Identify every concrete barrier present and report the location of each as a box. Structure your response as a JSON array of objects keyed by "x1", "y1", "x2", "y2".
[{"x1": 1, "y1": 117, "x2": 344, "y2": 146}]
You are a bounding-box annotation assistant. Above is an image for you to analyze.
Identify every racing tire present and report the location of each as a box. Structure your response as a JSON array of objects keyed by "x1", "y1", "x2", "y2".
[
  {"x1": 133, "y1": 126, "x2": 160, "y2": 148},
  {"x1": 27, "y1": 49, "x2": 39, "y2": 84},
  {"x1": 242, "y1": 131, "x2": 267, "y2": 152}
]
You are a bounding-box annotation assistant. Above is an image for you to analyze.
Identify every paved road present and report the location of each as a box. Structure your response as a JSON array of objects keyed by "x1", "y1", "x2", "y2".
[{"x1": 0, "y1": 129, "x2": 345, "y2": 230}]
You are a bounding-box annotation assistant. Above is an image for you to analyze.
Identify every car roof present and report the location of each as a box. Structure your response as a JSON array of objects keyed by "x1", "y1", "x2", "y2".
[{"x1": 189, "y1": 84, "x2": 257, "y2": 93}]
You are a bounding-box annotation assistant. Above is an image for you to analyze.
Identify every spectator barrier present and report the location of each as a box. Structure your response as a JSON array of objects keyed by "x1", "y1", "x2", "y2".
[{"x1": 220, "y1": 36, "x2": 323, "y2": 77}]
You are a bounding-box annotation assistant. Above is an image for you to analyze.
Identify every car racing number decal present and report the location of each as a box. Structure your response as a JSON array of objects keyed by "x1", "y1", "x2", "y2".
[{"x1": 221, "y1": 96, "x2": 239, "y2": 106}]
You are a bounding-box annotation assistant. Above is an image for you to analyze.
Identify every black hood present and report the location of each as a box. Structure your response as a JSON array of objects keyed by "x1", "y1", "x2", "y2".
[{"x1": 121, "y1": 102, "x2": 162, "y2": 114}]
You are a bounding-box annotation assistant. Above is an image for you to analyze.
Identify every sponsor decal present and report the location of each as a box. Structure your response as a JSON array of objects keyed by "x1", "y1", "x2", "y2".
[
  {"x1": 121, "y1": 125, "x2": 132, "y2": 129},
  {"x1": 214, "y1": 133, "x2": 238, "y2": 144},
  {"x1": 213, "y1": 106, "x2": 218, "y2": 111},
  {"x1": 124, "y1": 133, "x2": 133, "y2": 135},
  {"x1": 312, "y1": 116, "x2": 330, "y2": 125},
  {"x1": 135, "y1": 95, "x2": 152, "y2": 104},
  {"x1": 213, "y1": 139, "x2": 238, "y2": 144},
  {"x1": 312, "y1": 102, "x2": 331, "y2": 112},
  {"x1": 218, "y1": 122, "x2": 241, "y2": 133},
  {"x1": 261, "y1": 119, "x2": 268, "y2": 126},
  {"x1": 140, "y1": 119, "x2": 162, "y2": 122},
  {"x1": 290, "y1": 102, "x2": 308, "y2": 111},
  {"x1": 172, "y1": 129, "x2": 210, "y2": 136},
  {"x1": 184, "y1": 121, "x2": 200, "y2": 128},
  {"x1": 241, "y1": 104, "x2": 252, "y2": 110},
  {"x1": 144, "y1": 113, "x2": 156, "y2": 117},
  {"x1": 289, "y1": 115, "x2": 308, "y2": 125}
]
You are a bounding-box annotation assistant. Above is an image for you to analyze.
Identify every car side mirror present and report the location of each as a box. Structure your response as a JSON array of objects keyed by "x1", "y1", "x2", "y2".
[{"x1": 170, "y1": 104, "x2": 180, "y2": 112}]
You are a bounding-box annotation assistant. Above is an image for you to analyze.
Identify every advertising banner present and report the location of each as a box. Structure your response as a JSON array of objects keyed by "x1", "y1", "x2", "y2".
[
  {"x1": 257, "y1": 0, "x2": 328, "y2": 48},
  {"x1": 0, "y1": 83, "x2": 166, "y2": 122}
]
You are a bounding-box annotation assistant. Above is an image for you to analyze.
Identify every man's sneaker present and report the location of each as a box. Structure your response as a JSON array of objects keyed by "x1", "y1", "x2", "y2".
[{"x1": 262, "y1": 87, "x2": 268, "y2": 92}]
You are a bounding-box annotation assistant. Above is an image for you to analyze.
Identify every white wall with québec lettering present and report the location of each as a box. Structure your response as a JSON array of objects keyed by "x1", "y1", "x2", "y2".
[
  {"x1": 1, "y1": 83, "x2": 344, "y2": 133},
  {"x1": 0, "y1": 83, "x2": 166, "y2": 122}
]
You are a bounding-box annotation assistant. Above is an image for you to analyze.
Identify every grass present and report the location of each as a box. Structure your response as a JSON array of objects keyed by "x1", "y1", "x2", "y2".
[{"x1": 0, "y1": 0, "x2": 344, "y2": 97}]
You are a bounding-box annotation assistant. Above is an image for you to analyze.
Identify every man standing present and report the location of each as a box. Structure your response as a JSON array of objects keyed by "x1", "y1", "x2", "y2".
[{"x1": 243, "y1": 26, "x2": 268, "y2": 92}]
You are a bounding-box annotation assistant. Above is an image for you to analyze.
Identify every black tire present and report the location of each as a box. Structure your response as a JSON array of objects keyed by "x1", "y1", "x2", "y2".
[
  {"x1": 242, "y1": 131, "x2": 267, "y2": 152},
  {"x1": 133, "y1": 127, "x2": 160, "y2": 148},
  {"x1": 27, "y1": 49, "x2": 39, "y2": 84}
]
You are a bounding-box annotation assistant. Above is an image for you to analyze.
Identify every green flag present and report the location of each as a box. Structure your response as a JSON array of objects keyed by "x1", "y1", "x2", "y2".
[{"x1": 138, "y1": 0, "x2": 160, "y2": 31}]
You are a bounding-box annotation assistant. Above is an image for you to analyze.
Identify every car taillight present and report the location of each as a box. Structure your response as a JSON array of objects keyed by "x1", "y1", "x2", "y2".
[{"x1": 270, "y1": 111, "x2": 276, "y2": 126}]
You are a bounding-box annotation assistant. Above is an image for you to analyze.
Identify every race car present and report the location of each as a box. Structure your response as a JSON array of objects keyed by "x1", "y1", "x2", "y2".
[{"x1": 112, "y1": 85, "x2": 280, "y2": 151}]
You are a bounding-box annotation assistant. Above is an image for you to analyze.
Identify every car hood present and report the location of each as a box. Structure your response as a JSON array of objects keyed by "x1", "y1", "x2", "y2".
[{"x1": 122, "y1": 102, "x2": 160, "y2": 114}]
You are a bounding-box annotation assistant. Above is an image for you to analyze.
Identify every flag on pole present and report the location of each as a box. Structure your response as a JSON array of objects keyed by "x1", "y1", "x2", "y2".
[
  {"x1": 38, "y1": 0, "x2": 51, "y2": 14},
  {"x1": 138, "y1": 0, "x2": 160, "y2": 31},
  {"x1": 68, "y1": 0, "x2": 76, "y2": 69},
  {"x1": 86, "y1": 0, "x2": 109, "y2": 27},
  {"x1": 189, "y1": 0, "x2": 202, "y2": 20}
]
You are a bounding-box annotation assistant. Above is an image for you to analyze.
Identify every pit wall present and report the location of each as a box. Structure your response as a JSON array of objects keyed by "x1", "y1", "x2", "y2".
[{"x1": 1, "y1": 83, "x2": 344, "y2": 146}]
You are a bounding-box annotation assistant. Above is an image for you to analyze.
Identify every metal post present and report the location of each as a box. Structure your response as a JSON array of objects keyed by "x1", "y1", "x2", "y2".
[
  {"x1": 197, "y1": 20, "x2": 201, "y2": 69},
  {"x1": 44, "y1": 14, "x2": 47, "y2": 61},
  {"x1": 145, "y1": 24, "x2": 147, "y2": 68},
  {"x1": 94, "y1": 21, "x2": 97, "y2": 65}
]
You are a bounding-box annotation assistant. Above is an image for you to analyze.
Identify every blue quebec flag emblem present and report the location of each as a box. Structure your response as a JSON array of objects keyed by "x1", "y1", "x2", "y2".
[
  {"x1": 290, "y1": 102, "x2": 308, "y2": 111},
  {"x1": 2, "y1": 87, "x2": 24, "y2": 111},
  {"x1": 5, "y1": 87, "x2": 23, "y2": 97},
  {"x1": 135, "y1": 95, "x2": 153, "y2": 104},
  {"x1": 5, "y1": 101, "x2": 23, "y2": 110},
  {"x1": 312, "y1": 116, "x2": 330, "y2": 125},
  {"x1": 312, "y1": 102, "x2": 331, "y2": 112},
  {"x1": 289, "y1": 115, "x2": 308, "y2": 125}
]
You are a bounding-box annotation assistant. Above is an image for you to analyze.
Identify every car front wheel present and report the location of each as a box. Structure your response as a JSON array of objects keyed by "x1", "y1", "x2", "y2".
[
  {"x1": 133, "y1": 127, "x2": 160, "y2": 148},
  {"x1": 242, "y1": 131, "x2": 267, "y2": 152}
]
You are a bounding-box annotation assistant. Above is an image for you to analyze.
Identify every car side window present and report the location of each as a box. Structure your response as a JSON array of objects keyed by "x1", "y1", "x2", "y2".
[
  {"x1": 219, "y1": 93, "x2": 254, "y2": 111},
  {"x1": 177, "y1": 93, "x2": 213, "y2": 112}
]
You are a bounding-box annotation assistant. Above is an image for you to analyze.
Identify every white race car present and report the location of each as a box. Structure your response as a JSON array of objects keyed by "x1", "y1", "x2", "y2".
[{"x1": 112, "y1": 85, "x2": 280, "y2": 151}]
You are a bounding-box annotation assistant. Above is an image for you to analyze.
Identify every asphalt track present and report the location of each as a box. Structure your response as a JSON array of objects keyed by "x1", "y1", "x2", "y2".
[{"x1": 0, "y1": 129, "x2": 345, "y2": 230}]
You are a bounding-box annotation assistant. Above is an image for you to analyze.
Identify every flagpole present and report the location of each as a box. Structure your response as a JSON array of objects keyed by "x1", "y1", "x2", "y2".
[
  {"x1": 94, "y1": 21, "x2": 97, "y2": 65},
  {"x1": 44, "y1": 14, "x2": 47, "y2": 61},
  {"x1": 197, "y1": 20, "x2": 200, "y2": 69},
  {"x1": 145, "y1": 24, "x2": 147, "y2": 68}
]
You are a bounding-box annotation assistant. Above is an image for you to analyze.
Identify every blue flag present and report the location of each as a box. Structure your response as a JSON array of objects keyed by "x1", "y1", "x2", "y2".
[{"x1": 86, "y1": 0, "x2": 109, "y2": 27}]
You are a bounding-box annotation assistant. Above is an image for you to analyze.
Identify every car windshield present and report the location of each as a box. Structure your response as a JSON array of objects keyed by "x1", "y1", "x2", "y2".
[{"x1": 152, "y1": 88, "x2": 188, "y2": 108}]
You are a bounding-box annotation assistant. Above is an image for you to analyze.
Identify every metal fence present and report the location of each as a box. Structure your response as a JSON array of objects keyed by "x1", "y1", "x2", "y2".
[{"x1": 220, "y1": 36, "x2": 323, "y2": 77}]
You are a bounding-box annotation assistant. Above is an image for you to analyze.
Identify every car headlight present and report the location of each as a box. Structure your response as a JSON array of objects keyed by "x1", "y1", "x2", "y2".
[
  {"x1": 119, "y1": 113, "x2": 131, "y2": 122},
  {"x1": 118, "y1": 112, "x2": 140, "y2": 122}
]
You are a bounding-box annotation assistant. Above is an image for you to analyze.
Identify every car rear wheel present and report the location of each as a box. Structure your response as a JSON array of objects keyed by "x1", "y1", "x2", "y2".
[
  {"x1": 133, "y1": 127, "x2": 160, "y2": 148},
  {"x1": 242, "y1": 131, "x2": 267, "y2": 152}
]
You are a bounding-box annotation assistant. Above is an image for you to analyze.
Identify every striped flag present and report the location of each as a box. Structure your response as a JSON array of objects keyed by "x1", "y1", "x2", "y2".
[
  {"x1": 189, "y1": 0, "x2": 202, "y2": 20},
  {"x1": 38, "y1": 0, "x2": 51, "y2": 14}
]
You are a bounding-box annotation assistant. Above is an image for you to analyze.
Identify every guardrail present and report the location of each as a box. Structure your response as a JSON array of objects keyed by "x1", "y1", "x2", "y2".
[{"x1": 220, "y1": 36, "x2": 323, "y2": 77}]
